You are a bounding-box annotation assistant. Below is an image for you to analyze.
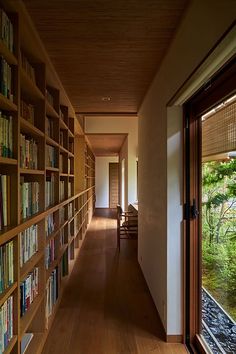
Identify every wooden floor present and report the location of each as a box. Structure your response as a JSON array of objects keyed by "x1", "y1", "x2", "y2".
[{"x1": 42, "y1": 209, "x2": 188, "y2": 354}]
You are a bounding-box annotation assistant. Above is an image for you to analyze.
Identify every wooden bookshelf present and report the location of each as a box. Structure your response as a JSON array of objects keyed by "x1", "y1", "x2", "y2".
[{"x1": 0, "y1": 2, "x2": 96, "y2": 354}]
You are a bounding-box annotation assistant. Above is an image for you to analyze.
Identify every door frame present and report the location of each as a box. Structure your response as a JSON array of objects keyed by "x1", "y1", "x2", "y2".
[{"x1": 183, "y1": 57, "x2": 236, "y2": 353}]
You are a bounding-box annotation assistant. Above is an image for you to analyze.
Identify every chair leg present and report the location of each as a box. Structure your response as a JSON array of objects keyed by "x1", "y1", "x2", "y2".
[{"x1": 117, "y1": 228, "x2": 120, "y2": 251}]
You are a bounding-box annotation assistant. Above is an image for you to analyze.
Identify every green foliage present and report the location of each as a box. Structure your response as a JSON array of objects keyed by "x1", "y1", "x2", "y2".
[{"x1": 202, "y1": 159, "x2": 236, "y2": 321}]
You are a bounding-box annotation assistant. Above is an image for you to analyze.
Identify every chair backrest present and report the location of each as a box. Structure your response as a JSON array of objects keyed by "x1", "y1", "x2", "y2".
[{"x1": 117, "y1": 204, "x2": 123, "y2": 220}]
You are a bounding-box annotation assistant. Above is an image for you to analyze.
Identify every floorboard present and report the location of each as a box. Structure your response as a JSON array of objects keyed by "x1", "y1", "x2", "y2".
[{"x1": 42, "y1": 209, "x2": 188, "y2": 354}]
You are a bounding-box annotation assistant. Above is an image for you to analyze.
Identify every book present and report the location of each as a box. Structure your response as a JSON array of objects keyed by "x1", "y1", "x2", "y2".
[
  {"x1": 0, "y1": 295, "x2": 13, "y2": 353},
  {"x1": 20, "y1": 134, "x2": 38, "y2": 169},
  {"x1": 46, "y1": 88, "x2": 54, "y2": 107},
  {"x1": 21, "y1": 333, "x2": 34, "y2": 354},
  {"x1": 20, "y1": 100, "x2": 34, "y2": 124},
  {"x1": 45, "y1": 238, "x2": 55, "y2": 270},
  {"x1": 20, "y1": 267, "x2": 39, "y2": 317},
  {"x1": 46, "y1": 173, "x2": 55, "y2": 208},
  {"x1": 45, "y1": 213, "x2": 55, "y2": 237},
  {"x1": 20, "y1": 224, "x2": 38, "y2": 267},
  {"x1": 0, "y1": 240, "x2": 14, "y2": 294},
  {"x1": 0, "y1": 56, "x2": 13, "y2": 101},
  {"x1": 45, "y1": 267, "x2": 58, "y2": 328},
  {"x1": 20, "y1": 51, "x2": 36, "y2": 83},
  {"x1": 60, "y1": 180, "x2": 65, "y2": 201},
  {"x1": 46, "y1": 144, "x2": 56, "y2": 168},
  {"x1": 0, "y1": 111, "x2": 13, "y2": 158},
  {"x1": 20, "y1": 177, "x2": 39, "y2": 220},
  {"x1": 46, "y1": 116, "x2": 54, "y2": 139},
  {"x1": 0, "y1": 174, "x2": 10, "y2": 229},
  {"x1": 0, "y1": 9, "x2": 14, "y2": 52}
]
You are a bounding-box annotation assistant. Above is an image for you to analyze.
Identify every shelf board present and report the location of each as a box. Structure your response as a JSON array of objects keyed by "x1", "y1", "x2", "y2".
[
  {"x1": 59, "y1": 118, "x2": 68, "y2": 130},
  {"x1": 0, "y1": 157, "x2": 17, "y2": 165},
  {"x1": 0, "y1": 282, "x2": 17, "y2": 307},
  {"x1": 59, "y1": 145, "x2": 69, "y2": 155},
  {"x1": 60, "y1": 220, "x2": 68, "y2": 230},
  {"x1": 60, "y1": 172, "x2": 68, "y2": 177},
  {"x1": 0, "y1": 40, "x2": 18, "y2": 65},
  {"x1": 3, "y1": 335, "x2": 18, "y2": 354},
  {"x1": 20, "y1": 250, "x2": 44, "y2": 281},
  {"x1": 20, "y1": 294, "x2": 44, "y2": 339},
  {"x1": 20, "y1": 67, "x2": 45, "y2": 102},
  {"x1": 46, "y1": 100, "x2": 59, "y2": 119},
  {"x1": 68, "y1": 151, "x2": 74, "y2": 158},
  {"x1": 46, "y1": 229, "x2": 59, "y2": 243},
  {"x1": 46, "y1": 135, "x2": 59, "y2": 147},
  {"x1": 68, "y1": 174, "x2": 74, "y2": 178},
  {"x1": 20, "y1": 117, "x2": 45, "y2": 138},
  {"x1": 0, "y1": 93, "x2": 17, "y2": 111},
  {"x1": 20, "y1": 168, "x2": 44, "y2": 175},
  {"x1": 46, "y1": 166, "x2": 59, "y2": 172},
  {"x1": 68, "y1": 129, "x2": 74, "y2": 138},
  {"x1": 46, "y1": 259, "x2": 58, "y2": 281}
]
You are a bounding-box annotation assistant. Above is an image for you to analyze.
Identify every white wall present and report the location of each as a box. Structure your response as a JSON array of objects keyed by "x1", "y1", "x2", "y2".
[
  {"x1": 85, "y1": 117, "x2": 138, "y2": 207},
  {"x1": 138, "y1": 0, "x2": 236, "y2": 336},
  {"x1": 95, "y1": 156, "x2": 118, "y2": 208}
]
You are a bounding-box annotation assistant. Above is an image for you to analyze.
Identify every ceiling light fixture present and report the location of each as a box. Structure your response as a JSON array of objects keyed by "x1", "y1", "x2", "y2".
[{"x1": 101, "y1": 96, "x2": 111, "y2": 101}]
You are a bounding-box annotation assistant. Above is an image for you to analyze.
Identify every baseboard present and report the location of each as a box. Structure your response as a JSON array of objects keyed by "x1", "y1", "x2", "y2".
[{"x1": 166, "y1": 335, "x2": 183, "y2": 343}]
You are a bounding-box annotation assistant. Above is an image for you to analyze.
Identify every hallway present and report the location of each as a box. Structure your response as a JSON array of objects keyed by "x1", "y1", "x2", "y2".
[{"x1": 42, "y1": 209, "x2": 188, "y2": 354}]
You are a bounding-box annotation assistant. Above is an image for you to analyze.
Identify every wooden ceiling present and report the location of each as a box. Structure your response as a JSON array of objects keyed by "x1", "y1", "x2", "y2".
[
  {"x1": 22, "y1": 0, "x2": 188, "y2": 114},
  {"x1": 86, "y1": 134, "x2": 127, "y2": 156}
]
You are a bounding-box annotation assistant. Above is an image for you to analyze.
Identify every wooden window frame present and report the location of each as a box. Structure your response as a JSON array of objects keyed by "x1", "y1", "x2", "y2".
[{"x1": 183, "y1": 57, "x2": 236, "y2": 353}]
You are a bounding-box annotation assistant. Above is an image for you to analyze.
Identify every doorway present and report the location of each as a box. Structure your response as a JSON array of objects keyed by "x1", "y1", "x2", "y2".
[
  {"x1": 121, "y1": 159, "x2": 125, "y2": 211},
  {"x1": 109, "y1": 162, "x2": 119, "y2": 208},
  {"x1": 184, "y1": 58, "x2": 236, "y2": 353}
]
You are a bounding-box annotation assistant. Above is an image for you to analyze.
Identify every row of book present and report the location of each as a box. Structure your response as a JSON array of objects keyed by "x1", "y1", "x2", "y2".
[
  {"x1": 0, "y1": 9, "x2": 14, "y2": 53},
  {"x1": 59, "y1": 154, "x2": 65, "y2": 173},
  {"x1": 60, "y1": 228, "x2": 65, "y2": 247},
  {"x1": 20, "y1": 224, "x2": 38, "y2": 267},
  {"x1": 59, "y1": 130, "x2": 64, "y2": 146},
  {"x1": 0, "y1": 241, "x2": 14, "y2": 294},
  {"x1": 0, "y1": 111, "x2": 13, "y2": 158},
  {"x1": 60, "y1": 180, "x2": 65, "y2": 201},
  {"x1": 46, "y1": 116, "x2": 54, "y2": 139},
  {"x1": 46, "y1": 88, "x2": 54, "y2": 108},
  {"x1": 59, "y1": 108, "x2": 66, "y2": 123},
  {"x1": 0, "y1": 296, "x2": 13, "y2": 353},
  {"x1": 68, "y1": 222, "x2": 74, "y2": 238},
  {"x1": 20, "y1": 134, "x2": 38, "y2": 169},
  {"x1": 45, "y1": 238, "x2": 55, "y2": 270},
  {"x1": 0, "y1": 56, "x2": 13, "y2": 101},
  {"x1": 59, "y1": 207, "x2": 65, "y2": 225},
  {"x1": 46, "y1": 174, "x2": 55, "y2": 208},
  {"x1": 61, "y1": 251, "x2": 68, "y2": 277},
  {"x1": 20, "y1": 267, "x2": 39, "y2": 317},
  {"x1": 20, "y1": 179, "x2": 39, "y2": 220},
  {"x1": 68, "y1": 140, "x2": 74, "y2": 154},
  {"x1": 68, "y1": 203, "x2": 73, "y2": 220},
  {"x1": 0, "y1": 174, "x2": 10, "y2": 229},
  {"x1": 46, "y1": 213, "x2": 55, "y2": 237},
  {"x1": 68, "y1": 182, "x2": 72, "y2": 198},
  {"x1": 45, "y1": 267, "x2": 58, "y2": 327},
  {"x1": 46, "y1": 144, "x2": 57, "y2": 168},
  {"x1": 20, "y1": 51, "x2": 36, "y2": 83},
  {"x1": 20, "y1": 100, "x2": 34, "y2": 124}
]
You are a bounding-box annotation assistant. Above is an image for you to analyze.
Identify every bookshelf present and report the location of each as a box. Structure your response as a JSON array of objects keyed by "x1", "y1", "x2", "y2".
[{"x1": 0, "y1": 2, "x2": 95, "y2": 353}]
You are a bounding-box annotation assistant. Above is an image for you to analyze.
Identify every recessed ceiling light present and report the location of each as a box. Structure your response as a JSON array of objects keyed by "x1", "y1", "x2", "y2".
[{"x1": 102, "y1": 96, "x2": 111, "y2": 101}]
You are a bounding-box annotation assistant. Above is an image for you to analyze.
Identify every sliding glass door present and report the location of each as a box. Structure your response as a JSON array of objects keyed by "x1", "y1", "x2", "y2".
[{"x1": 184, "y1": 58, "x2": 236, "y2": 353}]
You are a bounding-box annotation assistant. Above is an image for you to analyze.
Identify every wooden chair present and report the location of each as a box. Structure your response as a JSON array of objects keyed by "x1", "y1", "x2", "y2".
[{"x1": 117, "y1": 204, "x2": 138, "y2": 251}]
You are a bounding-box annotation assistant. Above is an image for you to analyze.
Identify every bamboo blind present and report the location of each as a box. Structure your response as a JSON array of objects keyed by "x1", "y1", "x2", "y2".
[{"x1": 202, "y1": 100, "x2": 236, "y2": 157}]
